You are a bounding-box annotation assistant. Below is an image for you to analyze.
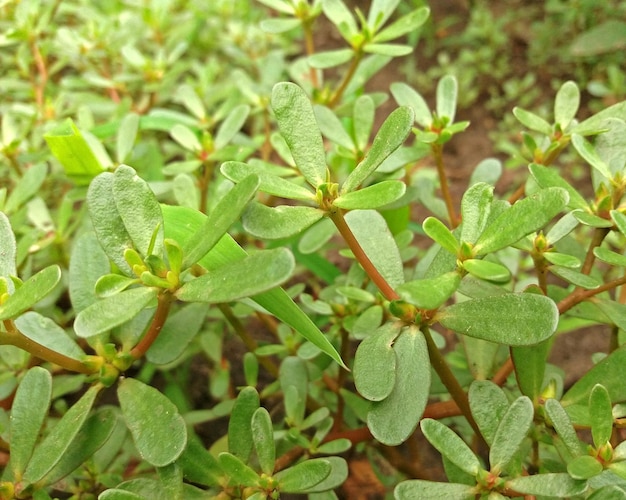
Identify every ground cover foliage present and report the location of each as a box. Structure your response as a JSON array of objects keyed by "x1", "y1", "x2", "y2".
[{"x1": 2, "y1": 0, "x2": 626, "y2": 498}]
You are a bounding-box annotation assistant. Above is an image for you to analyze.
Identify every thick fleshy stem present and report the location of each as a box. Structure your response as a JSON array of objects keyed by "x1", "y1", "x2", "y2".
[
  {"x1": 1, "y1": 320, "x2": 96, "y2": 375},
  {"x1": 431, "y1": 143, "x2": 459, "y2": 228},
  {"x1": 130, "y1": 292, "x2": 173, "y2": 360}
]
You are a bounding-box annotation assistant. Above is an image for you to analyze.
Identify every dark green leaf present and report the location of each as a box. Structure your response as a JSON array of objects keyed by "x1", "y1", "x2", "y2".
[
  {"x1": 274, "y1": 458, "x2": 331, "y2": 493},
  {"x1": 368, "y1": 327, "x2": 430, "y2": 445},
  {"x1": 176, "y1": 434, "x2": 222, "y2": 487},
  {"x1": 252, "y1": 408, "x2": 275, "y2": 475},
  {"x1": 473, "y1": 187, "x2": 568, "y2": 256},
  {"x1": 271, "y1": 82, "x2": 327, "y2": 188},
  {"x1": 438, "y1": 293, "x2": 558, "y2": 346},
  {"x1": 0, "y1": 265, "x2": 61, "y2": 321},
  {"x1": 333, "y1": 180, "x2": 405, "y2": 209},
  {"x1": 10, "y1": 367, "x2": 52, "y2": 480},
  {"x1": 23, "y1": 384, "x2": 101, "y2": 483},
  {"x1": 354, "y1": 322, "x2": 402, "y2": 401},
  {"x1": 112, "y1": 165, "x2": 164, "y2": 258},
  {"x1": 228, "y1": 387, "x2": 259, "y2": 462},
  {"x1": 420, "y1": 419, "x2": 480, "y2": 476},
  {"x1": 397, "y1": 271, "x2": 460, "y2": 310},
  {"x1": 342, "y1": 106, "x2": 414, "y2": 193},
  {"x1": 74, "y1": 287, "x2": 158, "y2": 338},
  {"x1": 176, "y1": 248, "x2": 294, "y2": 303},
  {"x1": 511, "y1": 340, "x2": 551, "y2": 400},
  {"x1": 183, "y1": 174, "x2": 259, "y2": 267},
  {"x1": 118, "y1": 378, "x2": 187, "y2": 467},
  {"x1": 489, "y1": 396, "x2": 534, "y2": 472}
]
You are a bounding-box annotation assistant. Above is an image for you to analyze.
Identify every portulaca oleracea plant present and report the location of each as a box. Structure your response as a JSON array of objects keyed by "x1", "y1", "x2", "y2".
[{"x1": 2, "y1": 0, "x2": 626, "y2": 498}]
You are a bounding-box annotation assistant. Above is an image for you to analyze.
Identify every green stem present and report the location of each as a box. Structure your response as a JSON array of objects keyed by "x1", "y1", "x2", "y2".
[
  {"x1": 328, "y1": 49, "x2": 363, "y2": 109},
  {"x1": 431, "y1": 143, "x2": 459, "y2": 227},
  {"x1": 302, "y1": 17, "x2": 319, "y2": 89},
  {"x1": 1, "y1": 320, "x2": 96, "y2": 375},
  {"x1": 581, "y1": 226, "x2": 610, "y2": 275},
  {"x1": 422, "y1": 325, "x2": 483, "y2": 441},
  {"x1": 329, "y1": 209, "x2": 399, "y2": 301},
  {"x1": 130, "y1": 293, "x2": 173, "y2": 359}
]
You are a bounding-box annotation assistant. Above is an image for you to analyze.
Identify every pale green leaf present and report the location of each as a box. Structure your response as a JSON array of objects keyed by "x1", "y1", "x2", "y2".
[
  {"x1": 507, "y1": 473, "x2": 586, "y2": 497},
  {"x1": 544, "y1": 399, "x2": 584, "y2": 458},
  {"x1": 468, "y1": 380, "x2": 509, "y2": 446},
  {"x1": 529, "y1": 163, "x2": 588, "y2": 210},
  {"x1": 421, "y1": 418, "x2": 480, "y2": 476},
  {"x1": 572, "y1": 134, "x2": 612, "y2": 180},
  {"x1": 242, "y1": 203, "x2": 323, "y2": 239},
  {"x1": 460, "y1": 182, "x2": 493, "y2": 244},
  {"x1": 15, "y1": 312, "x2": 85, "y2": 361},
  {"x1": 308, "y1": 48, "x2": 354, "y2": 69},
  {"x1": 353, "y1": 95, "x2": 375, "y2": 152},
  {"x1": 554, "y1": 81, "x2": 580, "y2": 130},
  {"x1": 116, "y1": 113, "x2": 140, "y2": 164},
  {"x1": 590, "y1": 384, "x2": 613, "y2": 447},
  {"x1": 513, "y1": 107, "x2": 553, "y2": 136},
  {"x1": 334, "y1": 180, "x2": 405, "y2": 209},
  {"x1": 215, "y1": 104, "x2": 250, "y2": 150},
  {"x1": 314, "y1": 104, "x2": 354, "y2": 150},
  {"x1": 0, "y1": 265, "x2": 61, "y2": 321},
  {"x1": 274, "y1": 458, "x2": 331, "y2": 493},
  {"x1": 489, "y1": 396, "x2": 534, "y2": 471},
  {"x1": 374, "y1": 7, "x2": 430, "y2": 43},
  {"x1": 252, "y1": 408, "x2": 275, "y2": 475},
  {"x1": 397, "y1": 271, "x2": 460, "y2": 310},
  {"x1": 0, "y1": 212, "x2": 16, "y2": 286},
  {"x1": 436, "y1": 75, "x2": 458, "y2": 122},
  {"x1": 422, "y1": 217, "x2": 459, "y2": 255},
  {"x1": 390, "y1": 82, "x2": 432, "y2": 128},
  {"x1": 395, "y1": 480, "x2": 476, "y2": 499}
]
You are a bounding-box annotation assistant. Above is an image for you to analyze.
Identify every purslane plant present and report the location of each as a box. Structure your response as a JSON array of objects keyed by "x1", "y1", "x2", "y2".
[{"x1": 3, "y1": 0, "x2": 626, "y2": 498}]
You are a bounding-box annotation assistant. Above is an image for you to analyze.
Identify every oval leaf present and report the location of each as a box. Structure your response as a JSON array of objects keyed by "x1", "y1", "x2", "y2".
[
  {"x1": 353, "y1": 322, "x2": 402, "y2": 401},
  {"x1": 242, "y1": 203, "x2": 324, "y2": 239},
  {"x1": 176, "y1": 248, "x2": 294, "y2": 303},
  {"x1": 438, "y1": 293, "x2": 558, "y2": 346},
  {"x1": 228, "y1": 387, "x2": 260, "y2": 462},
  {"x1": 420, "y1": 419, "x2": 480, "y2": 476},
  {"x1": 589, "y1": 384, "x2": 613, "y2": 448},
  {"x1": 274, "y1": 458, "x2": 331, "y2": 493},
  {"x1": 14, "y1": 312, "x2": 85, "y2": 361},
  {"x1": 397, "y1": 271, "x2": 461, "y2": 310},
  {"x1": 462, "y1": 259, "x2": 511, "y2": 283},
  {"x1": 422, "y1": 217, "x2": 459, "y2": 255},
  {"x1": 489, "y1": 396, "x2": 534, "y2": 472},
  {"x1": 118, "y1": 378, "x2": 187, "y2": 467},
  {"x1": 0, "y1": 265, "x2": 61, "y2": 321},
  {"x1": 367, "y1": 328, "x2": 430, "y2": 445},
  {"x1": 395, "y1": 480, "x2": 476, "y2": 499},
  {"x1": 334, "y1": 180, "x2": 405, "y2": 209},
  {"x1": 252, "y1": 408, "x2": 275, "y2": 475}
]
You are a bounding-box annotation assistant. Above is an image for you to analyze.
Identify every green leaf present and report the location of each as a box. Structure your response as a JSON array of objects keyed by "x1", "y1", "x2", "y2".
[
  {"x1": 572, "y1": 209, "x2": 613, "y2": 228},
  {"x1": 321, "y1": 0, "x2": 358, "y2": 41},
  {"x1": 554, "y1": 81, "x2": 580, "y2": 130},
  {"x1": 462, "y1": 259, "x2": 510, "y2": 283},
  {"x1": 308, "y1": 48, "x2": 354, "y2": 69},
  {"x1": 544, "y1": 399, "x2": 584, "y2": 458},
  {"x1": 569, "y1": 20, "x2": 626, "y2": 56},
  {"x1": 176, "y1": 248, "x2": 294, "y2": 303},
  {"x1": 272, "y1": 82, "x2": 327, "y2": 188},
  {"x1": 436, "y1": 75, "x2": 458, "y2": 122},
  {"x1": 0, "y1": 212, "x2": 16, "y2": 284},
  {"x1": 567, "y1": 455, "x2": 603, "y2": 480},
  {"x1": 215, "y1": 104, "x2": 250, "y2": 150},
  {"x1": 353, "y1": 95, "x2": 376, "y2": 153},
  {"x1": 10, "y1": 367, "x2": 52, "y2": 480},
  {"x1": 394, "y1": 480, "x2": 476, "y2": 499},
  {"x1": 260, "y1": 17, "x2": 301, "y2": 34},
  {"x1": 511, "y1": 340, "x2": 551, "y2": 400},
  {"x1": 280, "y1": 357, "x2": 308, "y2": 426},
  {"x1": 334, "y1": 180, "x2": 405, "y2": 209},
  {"x1": 367, "y1": 0, "x2": 400, "y2": 29},
  {"x1": 550, "y1": 266, "x2": 601, "y2": 289},
  {"x1": 363, "y1": 43, "x2": 413, "y2": 57},
  {"x1": 218, "y1": 452, "x2": 260, "y2": 487},
  {"x1": 183, "y1": 174, "x2": 259, "y2": 267},
  {"x1": 390, "y1": 82, "x2": 432, "y2": 128},
  {"x1": 118, "y1": 378, "x2": 187, "y2": 467},
  {"x1": 116, "y1": 113, "x2": 140, "y2": 164},
  {"x1": 298, "y1": 456, "x2": 348, "y2": 493},
  {"x1": 74, "y1": 287, "x2": 158, "y2": 338},
  {"x1": 469, "y1": 158, "x2": 502, "y2": 187},
  {"x1": 87, "y1": 173, "x2": 134, "y2": 275},
  {"x1": 23, "y1": 384, "x2": 101, "y2": 483},
  {"x1": 161, "y1": 205, "x2": 345, "y2": 367},
  {"x1": 0, "y1": 265, "x2": 61, "y2": 320},
  {"x1": 438, "y1": 293, "x2": 558, "y2": 346},
  {"x1": 170, "y1": 124, "x2": 201, "y2": 152},
  {"x1": 228, "y1": 387, "x2": 259, "y2": 462},
  {"x1": 4, "y1": 163, "x2": 47, "y2": 214},
  {"x1": 69, "y1": 232, "x2": 111, "y2": 312},
  {"x1": 544, "y1": 252, "x2": 581, "y2": 268},
  {"x1": 95, "y1": 274, "x2": 139, "y2": 298},
  {"x1": 468, "y1": 380, "x2": 509, "y2": 446},
  {"x1": 342, "y1": 106, "x2": 414, "y2": 193},
  {"x1": 354, "y1": 322, "x2": 402, "y2": 401},
  {"x1": 460, "y1": 182, "x2": 493, "y2": 244},
  {"x1": 42, "y1": 407, "x2": 118, "y2": 486},
  {"x1": 113, "y1": 165, "x2": 164, "y2": 258},
  {"x1": 489, "y1": 396, "x2": 534, "y2": 472},
  {"x1": 367, "y1": 327, "x2": 430, "y2": 445},
  {"x1": 420, "y1": 419, "x2": 480, "y2": 476},
  {"x1": 422, "y1": 217, "x2": 459, "y2": 255},
  {"x1": 572, "y1": 134, "x2": 612, "y2": 180},
  {"x1": 397, "y1": 271, "x2": 460, "y2": 310},
  {"x1": 345, "y1": 210, "x2": 404, "y2": 288},
  {"x1": 374, "y1": 6, "x2": 430, "y2": 43},
  {"x1": 590, "y1": 384, "x2": 613, "y2": 448},
  {"x1": 507, "y1": 473, "x2": 586, "y2": 497},
  {"x1": 573, "y1": 101, "x2": 626, "y2": 136},
  {"x1": 528, "y1": 163, "x2": 588, "y2": 210},
  {"x1": 513, "y1": 107, "x2": 553, "y2": 136},
  {"x1": 473, "y1": 187, "x2": 568, "y2": 256},
  {"x1": 274, "y1": 458, "x2": 331, "y2": 493},
  {"x1": 611, "y1": 210, "x2": 626, "y2": 237},
  {"x1": 15, "y1": 312, "x2": 85, "y2": 361},
  {"x1": 44, "y1": 118, "x2": 105, "y2": 185},
  {"x1": 176, "y1": 434, "x2": 221, "y2": 487},
  {"x1": 314, "y1": 104, "x2": 354, "y2": 150},
  {"x1": 251, "y1": 408, "x2": 275, "y2": 475},
  {"x1": 242, "y1": 203, "x2": 324, "y2": 239}
]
